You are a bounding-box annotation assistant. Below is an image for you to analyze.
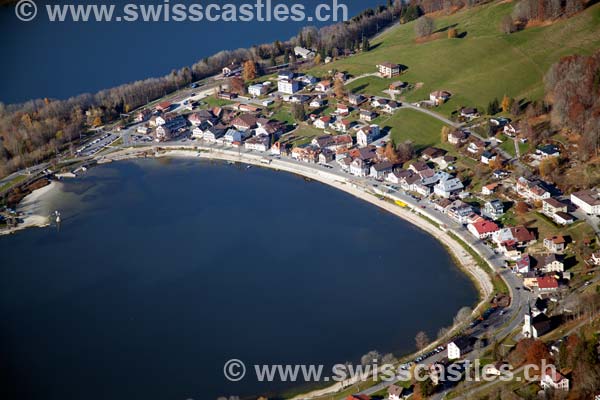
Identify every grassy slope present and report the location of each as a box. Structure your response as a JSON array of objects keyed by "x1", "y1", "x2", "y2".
[{"x1": 310, "y1": 1, "x2": 600, "y2": 115}]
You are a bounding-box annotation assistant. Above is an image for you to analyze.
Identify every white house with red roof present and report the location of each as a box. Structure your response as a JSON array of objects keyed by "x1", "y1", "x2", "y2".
[
  {"x1": 541, "y1": 367, "x2": 569, "y2": 391},
  {"x1": 467, "y1": 219, "x2": 500, "y2": 239}
]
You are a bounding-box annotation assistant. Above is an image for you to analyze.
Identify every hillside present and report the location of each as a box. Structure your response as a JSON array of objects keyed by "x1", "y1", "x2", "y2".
[{"x1": 309, "y1": 1, "x2": 600, "y2": 116}]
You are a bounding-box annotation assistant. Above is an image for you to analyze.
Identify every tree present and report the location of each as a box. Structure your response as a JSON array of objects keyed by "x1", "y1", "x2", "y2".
[
  {"x1": 415, "y1": 331, "x2": 430, "y2": 351},
  {"x1": 525, "y1": 340, "x2": 551, "y2": 369},
  {"x1": 313, "y1": 53, "x2": 322, "y2": 65},
  {"x1": 487, "y1": 98, "x2": 500, "y2": 115},
  {"x1": 447, "y1": 28, "x2": 457, "y2": 38},
  {"x1": 453, "y1": 306, "x2": 473, "y2": 325},
  {"x1": 539, "y1": 157, "x2": 559, "y2": 179},
  {"x1": 242, "y1": 60, "x2": 257, "y2": 81},
  {"x1": 384, "y1": 141, "x2": 400, "y2": 163},
  {"x1": 360, "y1": 350, "x2": 381, "y2": 366},
  {"x1": 92, "y1": 116, "x2": 102, "y2": 127},
  {"x1": 501, "y1": 95, "x2": 513, "y2": 113},
  {"x1": 515, "y1": 201, "x2": 529, "y2": 215},
  {"x1": 414, "y1": 16, "x2": 434, "y2": 38},
  {"x1": 501, "y1": 15, "x2": 514, "y2": 34},
  {"x1": 229, "y1": 77, "x2": 245, "y2": 95},
  {"x1": 441, "y1": 126, "x2": 451, "y2": 143},
  {"x1": 334, "y1": 76, "x2": 345, "y2": 98},
  {"x1": 291, "y1": 103, "x2": 306, "y2": 122}
]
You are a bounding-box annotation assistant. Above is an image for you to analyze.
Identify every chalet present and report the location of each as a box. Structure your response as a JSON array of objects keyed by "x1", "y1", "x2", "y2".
[
  {"x1": 359, "y1": 110, "x2": 377, "y2": 122},
  {"x1": 333, "y1": 119, "x2": 353, "y2": 133},
  {"x1": 544, "y1": 236, "x2": 566, "y2": 253},
  {"x1": 535, "y1": 144, "x2": 560, "y2": 159},
  {"x1": 155, "y1": 101, "x2": 172, "y2": 113},
  {"x1": 448, "y1": 130, "x2": 469, "y2": 145},
  {"x1": 248, "y1": 83, "x2": 269, "y2": 97},
  {"x1": 571, "y1": 188, "x2": 600, "y2": 215},
  {"x1": 370, "y1": 162, "x2": 394, "y2": 180},
  {"x1": 434, "y1": 175, "x2": 464, "y2": 198},
  {"x1": 336, "y1": 103, "x2": 350, "y2": 115},
  {"x1": 377, "y1": 62, "x2": 401, "y2": 78},
  {"x1": 537, "y1": 276, "x2": 559, "y2": 292},
  {"x1": 314, "y1": 116, "x2": 332, "y2": 130},
  {"x1": 503, "y1": 122, "x2": 521, "y2": 137},
  {"x1": 318, "y1": 149, "x2": 334, "y2": 164},
  {"x1": 294, "y1": 46, "x2": 315, "y2": 59},
  {"x1": 357, "y1": 125, "x2": 380, "y2": 147},
  {"x1": 514, "y1": 254, "x2": 531, "y2": 274},
  {"x1": 429, "y1": 90, "x2": 451, "y2": 105},
  {"x1": 409, "y1": 161, "x2": 431, "y2": 174},
  {"x1": 460, "y1": 107, "x2": 479, "y2": 119},
  {"x1": 222, "y1": 62, "x2": 241, "y2": 76},
  {"x1": 482, "y1": 182, "x2": 500, "y2": 196},
  {"x1": 516, "y1": 177, "x2": 551, "y2": 201},
  {"x1": 348, "y1": 94, "x2": 367, "y2": 106},
  {"x1": 482, "y1": 199, "x2": 504, "y2": 220},
  {"x1": 448, "y1": 336, "x2": 475, "y2": 360},
  {"x1": 278, "y1": 79, "x2": 300, "y2": 95},
  {"x1": 468, "y1": 219, "x2": 500, "y2": 239},
  {"x1": 232, "y1": 114, "x2": 258, "y2": 131},
  {"x1": 134, "y1": 109, "x2": 152, "y2": 122},
  {"x1": 538, "y1": 253, "x2": 564, "y2": 273},
  {"x1": 492, "y1": 226, "x2": 536, "y2": 247},
  {"x1": 541, "y1": 368, "x2": 569, "y2": 391},
  {"x1": 371, "y1": 97, "x2": 389, "y2": 108},
  {"x1": 384, "y1": 101, "x2": 400, "y2": 113},
  {"x1": 421, "y1": 147, "x2": 445, "y2": 161},
  {"x1": 315, "y1": 80, "x2": 331, "y2": 92},
  {"x1": 244, "y1": 135, "x2": 270, "y2": 152},
  {"x1": 481, "y1": 151, "x2": 497, "y2": 165},
  {"x1": 350, "y1": 158, "x2": 370, "y2": 177}
]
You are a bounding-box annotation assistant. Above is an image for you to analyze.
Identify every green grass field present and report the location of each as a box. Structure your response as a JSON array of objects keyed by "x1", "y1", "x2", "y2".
[
  {"x1": 387, "y1": 108, "x2": 448, "y2": 150},
  {"x1": 309, "y1": 2, "x2": 600, "y2": 116}
]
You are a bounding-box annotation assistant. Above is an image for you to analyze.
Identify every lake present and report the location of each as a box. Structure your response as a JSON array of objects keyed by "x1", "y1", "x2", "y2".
[
  {"x1": 0, "y1": 0, "x2": 383, "y2": 104},
  {"x1": 0, "y1": 159, "x2": 477, "y2": 400}
]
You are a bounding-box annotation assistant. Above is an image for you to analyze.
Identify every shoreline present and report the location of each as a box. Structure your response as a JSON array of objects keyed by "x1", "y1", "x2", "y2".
[
  {"x1": 0, "y1": 181, "x2": 60, "y2": 236},
  {"x1": 7, "y1": 147, "x2": 495, "y2": 399}
]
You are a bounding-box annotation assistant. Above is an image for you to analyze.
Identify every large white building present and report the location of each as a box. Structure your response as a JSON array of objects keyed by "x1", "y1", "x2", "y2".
[
  {"x1": 278, "y1": 79, "x2": 300, "y2": 95},
  {"x1": 356, "y1": 125, "x2": 380, "y2": 147},
  {"x1": 571, "y1": 188, "x2": 600, "y2": 215}
]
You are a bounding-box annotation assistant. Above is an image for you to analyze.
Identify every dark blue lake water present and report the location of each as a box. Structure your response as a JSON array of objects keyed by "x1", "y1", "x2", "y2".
[
  {"x1": 0, "y1": 159, "x2": 477, "y2": 400},
  {"x1": 0, "y1": 0, "x2": 382, "y2": 104}
]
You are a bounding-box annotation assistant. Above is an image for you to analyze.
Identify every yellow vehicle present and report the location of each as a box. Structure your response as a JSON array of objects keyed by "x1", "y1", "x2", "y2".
[{"x1": 395, "y1": 200, "x2": 408, "y2": 208}]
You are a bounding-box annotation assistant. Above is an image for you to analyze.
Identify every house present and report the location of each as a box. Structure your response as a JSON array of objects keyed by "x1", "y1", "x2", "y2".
[
  {"x1": 492, "y1": 226, "x2": 536, "y2": 247},
  {"x1": 312, "y1": 134, "x2": 353, "y2": 151},
  {"x1": 542, "y1": 198, "x2": 567, "y2": 216},
  {"x1": 278, "y1": 79, "x2": 300, "y2": 95},
  {"x1": 202, "y1": 126, "x2": 227, "y2": 142},
  {"x1": 541, "y1": 368, "x2": 569, "y2": 391},
  {"x1": 537, "y1": 276, "x2": 559, "y2": 291},
  {"x1": 434, "y1": 175, "x2": 464, "y2": 198},
  {"x1": 503, "y1": 122, "x2": 521, "y2": 137},
  {"x1": 218, "y1": 91, "x2": 237, "y2": 100},
  {"x1": 350, "y1": 158, "x2": 370, "y2": 177},
  {"x1": 359, "y1": 110, "x2": 377, "y2": 122},
  {"x1": 232, "y1": 114, "x2": 258, "y2": 131},
  {"x1": 516, "y1": 177, "x2": 551, "y2": 201},
  {"x1": 318, "y1": 149, "x2": 334, "y2": 164},
  {"x1": 544, "y1": 236, "x2": 566, "y2": 253},
  {"x1": 389, "y1": 81, "x2": 406, "y2": 91},
  {"x1": 481, "y1": 151, "x2": 497, "y2": 165},
  {"x1": 483, "y1": 362, "x2": 509, "y2": 377},
  {"x1": 134, "y1": 109, "x2": 152, "y2": 122},
  {"x1": 294, "y1": 46, "x2": 315, "y2": 59},
  {"x1": 336, "y1": 103, "x2": 350, "y2": 115},
  {"x1": 155, "y1": 101, "x2": 172, "y2": 113},
  {"x1": 432, "y1": 155, "x2": 456, "y2": 170},
  {"x1": 348, "y1": 94, "x2": 366, "y2": 106},
  {"x1": 377, "y1": 62, "x2": 401, "y2": 78},
  {"x1": 337, "y1": 156, "x2": 352, "y2": 172},
  {"x1": 245, "y1": 135, "x2": 270, "y2": 152},
  {"x1": 387, "y1": 384, "x2": 403, "y2": 400},
  {"x1": 333, "y1": 119, "x2": 353, "y2": 133},
  {"x1": 298, "y1": 75, "x2": 318, "y2": 85},
  {"x1": 248, "y1": 83, "x2": 269, "y2": 97},
  {"x1": 460, "y1": 107, "x2": 479, "y2": 119},
  {"x1": 315, "y1": 80, "x2": 331, "y2": 92},
  {"x1": 222, "y1": 62, "x2": 241, "y2": 76},
  {"x1": 384, "y1": 101, "x2": 400, "y2": 113},
  {"x1": 514, "y1": 254, "x2": 531, "y2": 274},
  {"x1": 429, "y1": 90, "x2": 451, "y2": 106},
  {"x1": 370, "y1": 162, "x2": 394, "y2": 180},
  {"x1": 482, "y1": 182, "x2": 500, "y2": 196},
  {"x1": 523, "y1": 304, "x2": 552, "y2": 338},
  {"x1": 535, "y1": 144, "x2": 560, "y2": 159},
  {"x1": 136, "y1": 126, "x2": 150, "y2": 134},
  {"x1": 538, "y1": 253, "x2": 564, "y2": 273},
  {"x1": 448, "y1": 336, "x2": 474, "y2": 360},
  {"x1": 314, "y1": 116, "x2": 332, "y2": 130},
  {"x1": 356, "y1": 125, "x2": 380, "y2": 147},
  {"x1": 482, "y1": 199, "x2": 504, "y2": 220},
  {"x1": 310, "y1": 98, "x2": 325, "y2": 108},
  {"x1": 371, "y1": 98, "x2": 389, "y2": 108},
  {"x1": 223, "y1": 129, "x2": 243, "y2": 144},
  {"x1": 290, "y1": 94, "x2": 310, "y2": 104},
  {"x1": 421, "y1": 147, "x2": 446, "y2": 161},
  {"x1": 468, "y1": 219, "x2": 500, "y2": 239},
  {"x1": 448, "y1": 130, "x2": 469, "y2": 145},
  {"x1": 291, "y1": 145, "x2": 320, "y2": 163},
  {"x1": 467, "y1": 140, "x2": 486, "y2": 155},
  {"x1": 554, "y1": 211, "x2": 574, "y2": 225},
  {"x1": 591, "y1": 251, "x2": 600, "y2": 266},
  {"x1": 571, "y1": 188, "x2": 600, "y2": 215},
  {"x1": 154, "y1": 115, "x2": 187, "y2": 141},
  {"x1": 278, "y1": 70, "x2": 294, "y2": 80}
]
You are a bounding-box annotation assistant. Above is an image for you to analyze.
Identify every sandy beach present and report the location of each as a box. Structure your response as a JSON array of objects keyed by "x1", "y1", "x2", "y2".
[{"x1": 0, "y1": 181, "x2": 60, "y2": 236}]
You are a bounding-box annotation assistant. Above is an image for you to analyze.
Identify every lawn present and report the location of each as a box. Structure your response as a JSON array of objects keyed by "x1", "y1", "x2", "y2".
[
  {"x1": 308, "y1": 2, "x2": 600, "y2": 117},
  {"x1": 346, "y1": 75, "x2": 392, "y2": 96},
  {"x1": 387, "y1": 109, "x2": 449, "y2": 151}
]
